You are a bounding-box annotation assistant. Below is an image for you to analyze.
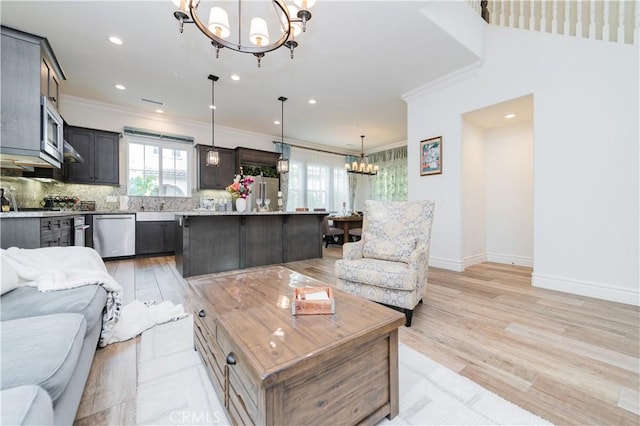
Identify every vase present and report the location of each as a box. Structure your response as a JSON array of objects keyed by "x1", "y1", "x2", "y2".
[{"x1": 235, "y1": 197, "x2": 247, "y2": 213}]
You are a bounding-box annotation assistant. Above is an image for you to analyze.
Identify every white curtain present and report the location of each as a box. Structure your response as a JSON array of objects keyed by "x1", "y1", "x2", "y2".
[
  {"x1": 287, "y1": 147, "x2": 349, "y2": 212},
  {"x1": 369, "y1": 146, "x2": 408, "y2": 201}
]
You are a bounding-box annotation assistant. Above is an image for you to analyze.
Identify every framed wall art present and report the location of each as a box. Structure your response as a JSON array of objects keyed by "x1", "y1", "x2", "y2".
[{"x1": 420, "y1": 136, "x2": 442, "y2": 176}]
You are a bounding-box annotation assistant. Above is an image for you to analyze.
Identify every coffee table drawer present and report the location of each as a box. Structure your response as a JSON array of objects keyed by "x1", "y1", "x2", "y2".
[
  {"x1": 228, "y1": 369, "x2": 257, "y2": 426},
  {"x1": 193, "y1": 313, "x2": 227, "y2": 406},
  {"x1": 217, "y1": 326, "x2": 259, "y2": 423}
]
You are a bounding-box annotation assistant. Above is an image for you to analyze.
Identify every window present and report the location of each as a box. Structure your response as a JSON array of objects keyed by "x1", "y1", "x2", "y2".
[
  {"x1": 369, "y1": 146, "x2": 408, "y2": 201},
  {"x1": 287, "y1": 147, "x2": 348, "y2": 212},
  {"x1": 127, "y1": 136, "x2": 192, "y2": 197}
]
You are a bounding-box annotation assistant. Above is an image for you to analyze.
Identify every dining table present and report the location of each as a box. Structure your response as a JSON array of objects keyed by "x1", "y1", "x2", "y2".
[{"x1": 330, "y1": 215, "x2": 364, "y2": 243}]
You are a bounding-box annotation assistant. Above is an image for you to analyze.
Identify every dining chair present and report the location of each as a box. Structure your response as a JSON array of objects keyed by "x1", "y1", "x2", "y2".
[
  {"x1": 348, "y1": 227, "x2": 362, "y2": 242},
  {"x1": 322, "y1": 216, "x2": 343, "y2": 247}
]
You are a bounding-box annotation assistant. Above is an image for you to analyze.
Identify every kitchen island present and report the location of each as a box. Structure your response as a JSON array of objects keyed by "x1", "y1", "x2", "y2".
[{"x1": 174, "y1": 211, "x2": 327, "y2": 278}]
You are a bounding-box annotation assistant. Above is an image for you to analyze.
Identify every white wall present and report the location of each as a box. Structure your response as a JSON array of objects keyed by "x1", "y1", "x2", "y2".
[
  {"x1": 404, "y1": 26, "x2": 639, "y2": 305},
  {"x1": 484, "y1": 121, "x2": 533, "y2": 266},
  {"x1": 61, "y1": 96, "x2": 278, "y2": 152},
  {"x1": 462, "y1": 120, "x2": 487, "y2": 265},
  {"x1": 60, "y1": 96, "x2": 283, "y2": 191}
]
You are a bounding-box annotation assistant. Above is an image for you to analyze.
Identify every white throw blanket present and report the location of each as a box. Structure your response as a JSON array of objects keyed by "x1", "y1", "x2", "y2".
[
  {"x1": 2, "y1": 246, "x2": 122, "y2": 346},
  {"x1": 102, "y1": 300, "x2": 188, "y2": 346},
  {"x1": 1, "y1": 247, "x2": 186, "y2": 346}
]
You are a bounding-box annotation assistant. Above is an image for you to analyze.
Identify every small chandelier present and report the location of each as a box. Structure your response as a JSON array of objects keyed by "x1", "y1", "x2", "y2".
[
  {"x1": 206, "y1": 74, "x2": 219, "y2": 167},
  {"x1": 276, "y1": 96, "x2": 289, "y2": 174},
  {"x1": 172, "y1": 0, "x2": 315, "y2": 67},
  {"x1": 345, "y1": 135, "x2": 378, "y2": 176}
]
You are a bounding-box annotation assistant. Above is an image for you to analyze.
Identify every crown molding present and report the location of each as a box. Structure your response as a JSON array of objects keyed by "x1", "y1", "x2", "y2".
[
  {"x1": 401, "y1": 60, "x2": 483, "y2": 103},
  {"x1": 61, "y1": 94, "x2": 306, "y2": 144}
]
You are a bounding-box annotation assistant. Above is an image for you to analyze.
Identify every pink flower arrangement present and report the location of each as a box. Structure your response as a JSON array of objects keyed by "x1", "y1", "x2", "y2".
[{"x1": 226, "y1": 175, "x2": 254, "y2": 199}]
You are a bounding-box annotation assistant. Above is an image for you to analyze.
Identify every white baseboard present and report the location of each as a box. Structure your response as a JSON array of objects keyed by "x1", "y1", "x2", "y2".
[
  {"x1": 532, "y1": 273, "x2": 640, "y2": 306},
  {"x1": 429, "y1": 257, "x2": 465, "y2": 272},
  {"x1": 461, "y1": 252, "x2": 533, "y2": 269},
  {"x1": 486, "y1": 253, "x2": 533, "y2": 268},
  {"x1": 462, "y1": 253, "x2": 488, "y2": 269}
]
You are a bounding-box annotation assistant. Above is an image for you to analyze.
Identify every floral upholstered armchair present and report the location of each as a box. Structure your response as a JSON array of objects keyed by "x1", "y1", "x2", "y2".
[{"x1": 335, "y1": 200, "x2": 435, "y2": 326}]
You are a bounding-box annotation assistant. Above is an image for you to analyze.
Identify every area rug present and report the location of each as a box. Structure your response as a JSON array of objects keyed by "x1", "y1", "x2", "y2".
[
  {"x1": 136, "y1": 317, "x2": 551, "y2": 425},
  {"x1": 381, "y1": 344, "x2": 552, "y2": 425}
]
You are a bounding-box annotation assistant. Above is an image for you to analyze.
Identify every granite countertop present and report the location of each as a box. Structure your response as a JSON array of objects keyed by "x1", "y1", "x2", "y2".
[
  {"x1": 0, "y1": 211, "x2": 87, "y2": 218},
  {"x1": 0, "y1": 210, "x2": 327, "y2": 218},
  {"x1": 174, "y1": 210, "x2": 328, "y2": 216},
  {"x1": 0, "y1": 210, "x2": 137, "y2": 218}
]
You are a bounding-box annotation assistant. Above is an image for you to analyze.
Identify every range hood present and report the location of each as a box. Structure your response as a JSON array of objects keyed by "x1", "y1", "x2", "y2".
[{"x1": 3, "y1": 140, "x2": 84, "y2": 180}]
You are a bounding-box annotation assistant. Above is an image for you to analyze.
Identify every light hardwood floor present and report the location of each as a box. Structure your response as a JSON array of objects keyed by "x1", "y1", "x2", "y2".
[{"x1": 74, "y1": 248, "x2": 640, "y2": 425}]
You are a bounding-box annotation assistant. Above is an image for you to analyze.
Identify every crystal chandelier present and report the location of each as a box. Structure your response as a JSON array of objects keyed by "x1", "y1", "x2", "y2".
[
  {"x1": 172, "y1": 0, "x2": 315, "y2": 67},
  {"x1": 345, "y1": 135, "x2": 378, "y2": 176}
]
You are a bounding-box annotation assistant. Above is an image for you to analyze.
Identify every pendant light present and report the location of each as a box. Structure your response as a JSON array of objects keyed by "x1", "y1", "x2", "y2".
[
  {"x1": 206, "y1": 74, "x2": 219, "y2": 167},
  {"x1": 276, "y1": 96, "x2": 289, "y2": 174}
]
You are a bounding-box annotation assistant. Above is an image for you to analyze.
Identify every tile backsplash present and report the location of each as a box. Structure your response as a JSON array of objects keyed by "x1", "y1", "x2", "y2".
[{"x1": 0, "y1": 175, "x2": 230, "y2": 212}]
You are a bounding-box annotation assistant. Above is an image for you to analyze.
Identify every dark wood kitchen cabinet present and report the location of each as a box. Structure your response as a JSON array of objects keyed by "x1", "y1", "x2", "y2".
[
  {"x1": 197, "y1": 145, "x2": 236, "y2": 190},
  {"x1": 40, "y1": 217, "x2": 73, "y2": 247},
  {"x1": 235, "y1": 147, "x2": 280, "y2": 170},
  {"x1": 1, "y1": 26, "x2": 65, "y2": 167},
  {"x1": 136, "y1": 221, "x2": 175, "y2": 255},
  {"x1": 40, "y1": 54, "x2": 60, "y2": 110},
  {"x1": 65, "y1": 126, "x2": 119, "y2": 185},
  {"x1": 0, "y1": 216, "x2": 72, "y2": 249},
  {"x1": 1, "y1": 218, "x2": 40, "y2": 249}
]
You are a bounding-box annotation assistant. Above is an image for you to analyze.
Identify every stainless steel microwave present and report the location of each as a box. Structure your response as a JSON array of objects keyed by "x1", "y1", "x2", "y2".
[{"x1": 41, "y1": 95, "x2": 64, "y2": 164}]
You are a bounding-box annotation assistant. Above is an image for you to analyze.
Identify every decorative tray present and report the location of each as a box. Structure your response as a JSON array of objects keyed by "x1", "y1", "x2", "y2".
[{"x1": 291, "y1": 287, "x2": 335, "y2": 315}]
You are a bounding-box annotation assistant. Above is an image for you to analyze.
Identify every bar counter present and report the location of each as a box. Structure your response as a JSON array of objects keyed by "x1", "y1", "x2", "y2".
[{"x1": 174, "y1": 211, "x2": 328, "y2": 278}]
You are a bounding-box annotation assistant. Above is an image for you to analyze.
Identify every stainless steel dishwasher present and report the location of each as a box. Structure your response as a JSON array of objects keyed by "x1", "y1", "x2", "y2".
[{"x1": 93, "y1": 214, "x2": 136, "y2": 258}]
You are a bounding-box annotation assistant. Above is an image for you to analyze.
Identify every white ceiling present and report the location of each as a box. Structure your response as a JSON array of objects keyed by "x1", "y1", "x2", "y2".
[
  {"x1": 1, "y1": 1, "x2": 485, "y2": 152},
  {"x1": 463, "y1": 94, "x2": 534, "y2": 130}
]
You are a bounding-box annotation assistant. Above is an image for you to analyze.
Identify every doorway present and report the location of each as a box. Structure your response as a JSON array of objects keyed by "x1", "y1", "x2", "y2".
[{"x1": 461, "y1": 94, "x2": 534, "y2": 269}]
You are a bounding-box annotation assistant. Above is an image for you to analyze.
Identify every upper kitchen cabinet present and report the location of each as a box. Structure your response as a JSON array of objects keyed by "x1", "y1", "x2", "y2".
[
  {"x1": 1, "y1": 26, "x2": 66, "y2": 169},
  {"x1": 40, "y1": 52, "x2": 60, "y2": 111},
  {"x1": 65, "y1": 125, "x2": 120, "y2": 185},
  {"x1": 197, "y1": 145, "x2": 236, "y2": 190},
  {"x1": 235, "y1": 147, "x2": 280, "y2": 176}
]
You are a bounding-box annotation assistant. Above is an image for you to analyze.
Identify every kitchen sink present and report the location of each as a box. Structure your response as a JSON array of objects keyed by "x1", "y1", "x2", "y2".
[{"x1": 135, "y1": 212, "x2": 176, "y2": 222}]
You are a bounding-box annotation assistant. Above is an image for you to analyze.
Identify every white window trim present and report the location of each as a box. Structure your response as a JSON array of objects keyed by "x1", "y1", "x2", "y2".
[{"x1": 125, "y1": 135, "x2": 193, "y2": 198}]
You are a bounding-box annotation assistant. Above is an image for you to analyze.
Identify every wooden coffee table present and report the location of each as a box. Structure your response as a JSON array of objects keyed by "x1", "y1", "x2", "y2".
[{"x1": 188, "y1": 266, "x2": 405, "y2": 426}]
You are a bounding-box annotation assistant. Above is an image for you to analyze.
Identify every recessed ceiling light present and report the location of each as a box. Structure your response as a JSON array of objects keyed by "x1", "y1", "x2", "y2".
[
  {"x1": 156, "y1": 109, "x2": 164, "y2": 114},
  {"x1": 504, "y1": 113, "x2": 516, "y2": 119},
  {"x1": 109, "y1": 36, "x2": 123, "y2": 45},
  {"x1": 274, "y1": 120, "x2": 280, "y2": 125},
  {"x1": 209, "y1": 105, "x2": 216, "y2": 110},
  {"x1": 308, "y1": 99, "x2": 316, "y2": 104},
  {"x1": 115, "y1": 84, "x2": 126, "y2": 90},
  {"x1": 231, "y1": 74, "x2": 240, "y2": 81}
]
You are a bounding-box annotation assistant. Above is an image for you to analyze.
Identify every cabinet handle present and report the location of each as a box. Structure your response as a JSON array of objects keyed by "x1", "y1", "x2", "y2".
[
  {"x1": 226, "y1": 352, "x2": 237, "y2": 365},
  {"x1": 198, "y1": 309, "x2": 206, "y2": 317}
]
